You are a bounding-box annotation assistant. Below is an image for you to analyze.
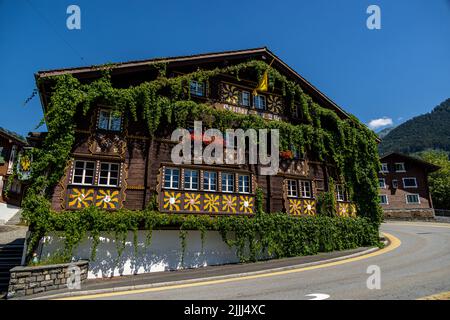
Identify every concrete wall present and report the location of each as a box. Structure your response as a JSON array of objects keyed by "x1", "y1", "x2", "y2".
[{"x1": 40, "y1": 230, "x2": 241, "y2": 279}]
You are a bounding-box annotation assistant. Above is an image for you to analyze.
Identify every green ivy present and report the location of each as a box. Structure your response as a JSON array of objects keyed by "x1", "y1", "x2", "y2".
[
  {"x1": 35, "y1": 207, "x2": 380, "y2": 265},
  {"x1": 22, "y1": 59, "x2": 382, "y2": 263}
]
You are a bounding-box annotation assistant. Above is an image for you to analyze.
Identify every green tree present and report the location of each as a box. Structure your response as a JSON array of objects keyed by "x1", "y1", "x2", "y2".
[{"x1": 418, "y1": 150, "x2": 450, "y2": 209}]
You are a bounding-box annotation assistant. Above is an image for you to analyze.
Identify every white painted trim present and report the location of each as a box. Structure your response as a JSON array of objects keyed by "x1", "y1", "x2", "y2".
[
  {"x1": 405, "y1": 193, "x2": 421, "y2": 204},
  {"x1": 394, "y1": 162, "x2": 406, "y2": 172},
  {"x1": 402, "y1": 177, "x2": 418, "y2": 188},
  {"x1": 379, "y1": 194, "x2": 389, "y2": 205}
]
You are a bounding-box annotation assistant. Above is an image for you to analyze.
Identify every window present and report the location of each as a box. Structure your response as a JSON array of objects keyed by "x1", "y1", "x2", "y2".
[
  {"x1": 164, "y1": 168, "x2": 179, "y2": 189},
  {"x1": 287, "y1": 179, "x2": 298, "y2": 197},
  {"x1": 299, "y1": 180, "x2": 312, "y2": 198},
  {"x1": 239, "y1": 91, "x2": 251, "y2": 107},
  {"x1": 203, "y1": 171, "x2": 217, "y2": 191},
  {"x1": 406, "y1": 194, "x2": 420, "y2": 204},
  {"x1": 392, "y1": 179, "x2": 398, "y2": 189},
  {"x1": 380, "y1": 163, "x2": 389, "y2": 173},
  {"x1": 403, "y1": 177, "x2": 417, "y2": 188},
  {"x1": 379, "y1": 195, "x2": 389, "y2": 205},
  {"x1": 253, "y1": 95, "x2": 266, "y2": 110},
  {"x1": 72, "y1": 160, "x2": 95, "y2": 185},
  {"x1": 184, "y1": 169, "x2": 199, "y2": 190},
  {"x1": 98, "y1": 110, "x2": 122, "y2": 131},
  {"x1": 378, "y1": 178, "x2": 386, "y2": 189},
  {"x1": 98, "y1": 163, "x2": 120, "y2": 187},
  {"x1": 336, "y1": 185, "x2": 346, "y2": 202},
  {"x1": 238, "y1": 174, "x2": 250, "y2": 193},
  {"x1": 7, "y1": 145, "x2": 17, "y2": 174},
  {"x1": 395, "y1": 162, "x2": 406, "y2": 172},
  {"x1": 222, "y1": 173, "x2": 235, "y2": 193},
  {"x1": 190, "y1": 80, "x2": 205, "y2": 97}
]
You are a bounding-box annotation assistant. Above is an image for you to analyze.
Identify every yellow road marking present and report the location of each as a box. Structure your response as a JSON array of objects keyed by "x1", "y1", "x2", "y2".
[
  {"x1": 418, "y1": 291, "x2": 450, "y2": 300},
  {"x1": 57, "y1": 232, "x2": 401, "y2": 300}
]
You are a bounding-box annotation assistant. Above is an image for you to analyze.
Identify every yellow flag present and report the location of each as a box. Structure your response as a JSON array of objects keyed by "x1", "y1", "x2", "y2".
[
  {"x1": 253, "y1": 70, "x2": 268, "y2": 96},
  {"x1": 253, "y1": 58, "x2": 274, "y2": 96}
]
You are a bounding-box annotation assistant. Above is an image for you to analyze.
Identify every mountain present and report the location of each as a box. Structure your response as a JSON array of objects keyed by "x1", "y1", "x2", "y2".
[
  {"x1": 379, "y1": 98, "x2": 450, "y2": 154},
  {"x1": 377, "y1": 126, "x2": 395, "y2": 139}
]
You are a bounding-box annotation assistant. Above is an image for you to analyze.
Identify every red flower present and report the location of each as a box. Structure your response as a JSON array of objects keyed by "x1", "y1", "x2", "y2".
[{"x1": 280, "y1": 150, "x2": 294, "y2": 159}]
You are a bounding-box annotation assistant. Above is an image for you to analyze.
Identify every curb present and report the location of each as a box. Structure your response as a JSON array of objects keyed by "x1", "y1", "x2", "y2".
[{"x1": 30, "y1": 240, "x2": 387, "y2": 300}]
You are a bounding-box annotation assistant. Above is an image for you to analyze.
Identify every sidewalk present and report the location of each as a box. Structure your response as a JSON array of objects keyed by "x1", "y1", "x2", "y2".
[{"x1": 23, "y1": 245, "x2": 377, "y2": 300}]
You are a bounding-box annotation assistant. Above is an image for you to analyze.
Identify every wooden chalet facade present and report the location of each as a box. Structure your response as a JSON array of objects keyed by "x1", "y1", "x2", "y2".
[
  {"x1": 34, "y1": 48, "x2": 359, "y2": 217},
  {"x1": 378, "y1": 152, "x2": 439, "y2": 219},
  {"x1": 0, "y1": 127, "x2": 28, "y2": 206}
]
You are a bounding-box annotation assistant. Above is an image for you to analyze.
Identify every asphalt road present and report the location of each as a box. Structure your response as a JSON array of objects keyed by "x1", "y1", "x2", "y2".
[{"x1": 81, "y1": 222, "x2": 450, "y2": 300}]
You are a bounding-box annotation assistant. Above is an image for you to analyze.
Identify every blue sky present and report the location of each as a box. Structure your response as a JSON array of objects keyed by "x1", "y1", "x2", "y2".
[{"x1": 1, "y1": 0, "x2": 449, "y2": 136}]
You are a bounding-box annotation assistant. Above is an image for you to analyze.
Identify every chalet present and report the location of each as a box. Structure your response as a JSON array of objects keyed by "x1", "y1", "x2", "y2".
[
  {"x1": 378, "y1": 152, "x2": 439, "y2": 219},
  {"x1": 33, "y1": 47, "x2": 371, "y2": 219},
  {"x1": 0, "y1": 127, "x2": 28, "y2": 206}
]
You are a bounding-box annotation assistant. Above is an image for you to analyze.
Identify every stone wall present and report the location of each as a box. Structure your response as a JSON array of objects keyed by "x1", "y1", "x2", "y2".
[
  {"x1": 383, "y1": 208, "x2": 435, "y2": 220},
  {"x1": 7, "y1": 260, "x2": 88, "y2": 298}
]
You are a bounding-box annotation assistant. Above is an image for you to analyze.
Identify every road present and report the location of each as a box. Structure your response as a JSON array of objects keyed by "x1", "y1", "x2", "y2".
[{"x1": 70, "y1": 222, "x2": 450, "y2": 300}]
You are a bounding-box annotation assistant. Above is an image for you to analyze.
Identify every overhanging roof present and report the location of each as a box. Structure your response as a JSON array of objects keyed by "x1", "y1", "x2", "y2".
[{"x1": 380, "y1": 152, "x2": 441, "y2": 173}]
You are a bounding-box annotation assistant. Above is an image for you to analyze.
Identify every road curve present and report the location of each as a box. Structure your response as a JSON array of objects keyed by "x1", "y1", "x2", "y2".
[{"x1": 74, "y1": 222, "x2": 450, "y2": 300}]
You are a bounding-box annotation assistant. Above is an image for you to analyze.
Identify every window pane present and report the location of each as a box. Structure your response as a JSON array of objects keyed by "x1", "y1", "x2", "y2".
[
  {"x1": 98, "y1": 111, "x2": 109, "y2": 130},
  {"x1": 73, "y1": 176, "x2": 82, "y2": 184},
  {"x1": 110, "y1": 114, "x2": 122, "y2": 131},
  {"x1": 222, "y1": 173, "x2": 234, "y2": 192},
  {"x1": 99, "y1": 177, "x2": 108, "y2": 185},
  {"x1": 239, "y1": 175, "x2": 250, "y2": 193}
]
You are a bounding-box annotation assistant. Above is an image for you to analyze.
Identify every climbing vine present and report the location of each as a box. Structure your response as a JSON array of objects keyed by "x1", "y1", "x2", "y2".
[
  {"x1": 22, "y1": 59, "x2": 382, "y2": 264},
  {"x1": 36, "y1": 207, "x2": 380, "y2": 265}
]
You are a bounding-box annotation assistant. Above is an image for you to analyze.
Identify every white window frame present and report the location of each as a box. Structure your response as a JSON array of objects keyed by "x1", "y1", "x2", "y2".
[
  {"x1": 98, "y1": 162, "x2": 120, "y2": 187},
  {"x1": 184, "y1": 169, "x2": 199, "y2": 190},
  {"x1": 406, "y1": 194, "x2": 420, "y2": 204},
  {"x1": 378, "y1": 178, "x2": 386, "y2": 189},
  {"x1": 402, "y1": 177, "x2": 418, "y2": 188},
  {"x1": 287, "y1": 179, "x2": 298, "y2": 198},
  {"x1": 379, "y1": 194, "x2": 389, "y2": 205},
  {"x1": 164, "y1": 167, "x2": 180, "y2": 189},
  {"x1": 190, "y1": 80, "x2": 205, "y2": 97},
  {"x1": 72, "y1": 160, "x2": 96, "y2": 185},
  {"x1": 239, "y1": 91, "x2": 251, "y2": 107},
  {"x1": 203, "y1": 171, "x2": 217, "y2": 192},
  {"x1": 336, "y1": 185, "x2": 346, "y2": 202},
  {"x1": 253, "y1": 94, "x2": 266, "y2": 110},
  {"x1": 98, "y1": 109, "x2": 122, "y2": 131},
  {"x1": 299, "y1": 180, "x2": 312, "y2": 198},
  {"x1": 395, "y1": 162, "x2": 406, "y2": 172},
  {"x1": 392, "y1": 179, "x2": 399, "y2": 189},
  {"x1": 380, "y1": 163, "x2": 389, "y2": 173},
  {"x1": 238, "y1": 174, "x2": 250, "y2": 194},
  {"x1": 222, "y1": 172, "x2": 234, "y2": 193}
]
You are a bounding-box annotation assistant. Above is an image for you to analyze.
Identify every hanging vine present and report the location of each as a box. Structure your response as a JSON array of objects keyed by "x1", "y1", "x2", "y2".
[{"x1": 22, "y1": 59, "x2": 382, "y2": 264}]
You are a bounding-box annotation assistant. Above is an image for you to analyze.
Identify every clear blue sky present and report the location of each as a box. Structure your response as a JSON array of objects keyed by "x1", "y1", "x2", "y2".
[{"x1": 1, "y1": 0, "x2": 449, "y2": 136}]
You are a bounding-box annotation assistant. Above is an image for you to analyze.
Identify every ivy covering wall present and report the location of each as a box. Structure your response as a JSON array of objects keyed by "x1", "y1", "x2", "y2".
[{"x1": 22, "y1": 59, "x2": 382, "y2": 263}]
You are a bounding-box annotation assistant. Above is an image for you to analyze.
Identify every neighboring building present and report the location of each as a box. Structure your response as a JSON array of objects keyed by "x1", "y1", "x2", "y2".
[
  {"x1": 378, "y1": 152, "x2": 440, "y2": 219},
  {"x1": 0, "y1": 127, "x2": 28, "y2": 206},
  {"x1": 34, "y1": 47, "x2": 366, "y2": 216}
]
